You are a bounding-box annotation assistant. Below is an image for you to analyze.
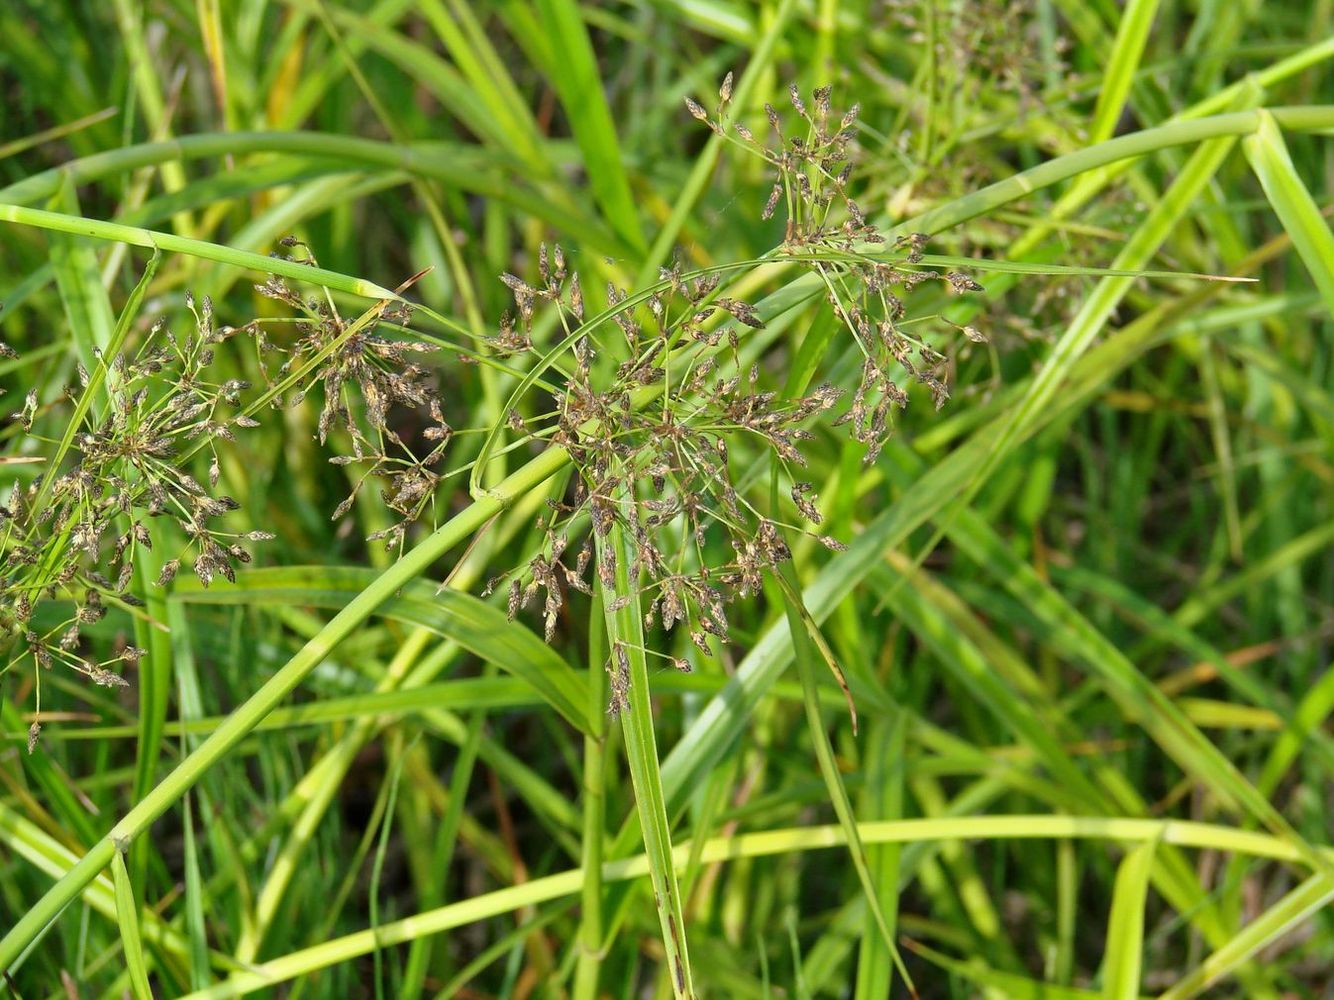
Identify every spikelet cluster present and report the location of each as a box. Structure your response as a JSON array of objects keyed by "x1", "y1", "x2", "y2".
[
  {"x1": 488, "y1": 82, "x2": 986, "y2": 686},
  {"x1": 2, "y1": 246, "x2": 451, "y2": 749}
]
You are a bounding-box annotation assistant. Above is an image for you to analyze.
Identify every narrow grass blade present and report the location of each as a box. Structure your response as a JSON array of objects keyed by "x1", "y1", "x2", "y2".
[
  {"x1": 1242, "y1": 109, "x2": 1334, "y2": 316},
  {"x1": 905, "y1": 253, "x2": 1252, "y2": 282},
  {"x1": 20, "y1": 678, "x2": 553, "y2": 740},
  {"x1": 1257, "y1": 662, "x2": 1334, "y2": 796},
  {"x1": 598, "y1": 522, "x2": 694, "y2": 999},
  {"x1": 170, "y1": 565, "x2": 591, "y2": 735},
  {"x1": 0, "y1": 803, "x2": 117, "y2": 947},
  {"x1": 181, "y1": 793, "x2": 211, "y2": 991},
  {"x1": 35, "y1": 250, "x2": 158, "y2": 509},
  {"x1": 1157, "y1": 873, "x2": 1334, "y2": 999},
  {"x1": 0, "y1": 446, "x2": 572, "y2": 973},
  {"x1": 0, "y1": 107, "x2": 117, "y2": 162},
  {"x1": 854, "y1": 711, "x2": 907, "y2": 1000},
  {"x1": 934, "y1": 489, "x2": 1327, "y2": 876},
  {"x1": 635, "y1": 0, "x2": 798, "y2": 283},
  {"x1": 1088, "y1": 0, "x2": 1160, "y2": 144},
  {"x1": 643, "y1": 225, "x2": 1298, "y2": 851},
  {"x1": 1100, "y1": 840, "x2": 1157, "y2": 1000},
  {"x1": 869, "y1": 557, "x2": 1103, "y2": 810},
  {"x1": 112, "y1": 848, "x2": 155, "y2": 1000},
  {"x1": 774, "y1": 564, "x2": 914, "y2": 995},
  {"x1": 0, "y1": 203, "x2": 399, "y2": 299},
  {"x1": 574, "y1": 590, "x2": 609, "y2": 1000},
  {"x1": 904, "y1": 938, "x2": 1124, "y2": 1000},
  {"x1": 534, "y1": 0, "x2": 645, "y2": 250},
  {"x1": 895, "y1": 108, "x2": 1334, "y2": 241},
  {"x1": 171, "y1": 814, "x2": 1331, "y2": 999},
  {"x1": 418, "y1": 0, "x2": 547, "y2": 170},
  {"x1": 369, "y1": 736, "x2": 412, "y2": 1000},
  {"x1": 907, "y1": 127, "x2": 1240, "y2": 580},
  {"x1": 109, "y1": 0, "x2": 191, "y2": 236},
  {"x1": 0, "y1": 132, "x2": 622, "y2": 252},
  {"x1": 229, "y1": 629, "x2": 428, "y2": 964},
  {"x1": 0, "y1": 802, "x2": 213, "y2": 976},
  {"x1": 47, "y1": 184, "x2": 115, "y2": 372}
]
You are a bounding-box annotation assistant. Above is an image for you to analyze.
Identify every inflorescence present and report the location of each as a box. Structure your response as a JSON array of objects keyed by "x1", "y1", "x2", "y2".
[{"x1": 2, "y1": 80, "x2": 985, "y2": 734}]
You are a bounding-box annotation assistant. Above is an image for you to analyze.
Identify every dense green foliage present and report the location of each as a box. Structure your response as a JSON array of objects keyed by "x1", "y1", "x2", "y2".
[{"x1": 1, "y1": 1, "x2": 1332, "y2": 997}]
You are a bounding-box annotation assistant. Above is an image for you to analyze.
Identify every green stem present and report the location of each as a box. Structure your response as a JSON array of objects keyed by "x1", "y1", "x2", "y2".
[
  {"x1": 177, "y1": 814, "x2": 1332, "y2": 999},
  {"x1": 598, "y1": 523, "x2": 694, "y2": 998},
  {"x1": 572, "y1": 591, "x2": 608, "y2": 1000},
  {"x1": 0, "y1": 132, "x2": 618, "y2": 253},
  {"x1": 896, "y1": 106, "x2": 1334, "y2": 238},
  {"x1": 0, "y1": 203, "x2": 397, "y2": 300}
]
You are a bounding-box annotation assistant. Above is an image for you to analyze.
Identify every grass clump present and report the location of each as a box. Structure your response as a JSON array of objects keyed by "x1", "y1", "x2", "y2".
[{"x1": 1, "y1": 2, "x2": 1332, "y2": 998}]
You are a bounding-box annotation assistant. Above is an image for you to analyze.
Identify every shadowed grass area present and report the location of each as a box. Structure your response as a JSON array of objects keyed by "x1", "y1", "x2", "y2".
[{"x1": 1, "y1": 2, "x2": 1331, "y2": 997}]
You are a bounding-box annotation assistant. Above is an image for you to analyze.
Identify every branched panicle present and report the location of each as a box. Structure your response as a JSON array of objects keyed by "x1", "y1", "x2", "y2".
[
  {"x1": 489, "y1": 81, "x2": 988, "y2": 684},
  {"x1": 682, "y1": 81, "x2": 987, "y2": 463},
  {"x1": 1, "y1": 295, "x2": 272, "y2": 736},
  {"x1": 486, "y1": 240, "x2": 849, "y2": 658},
  {"x1": 259, "y1": 241, "x2": 452, "y2": 551}
]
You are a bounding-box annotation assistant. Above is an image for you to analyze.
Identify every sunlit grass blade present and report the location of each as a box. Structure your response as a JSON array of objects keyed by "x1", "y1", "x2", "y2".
[
  {"x1": 181, "y1": 792, "x2": 211, "y2": 991},
  {"x1": 170, "y1": 565, "x2": 591, "y2": 735},
  {"x1": 1257, "y1": 663, "x2": 1334, "y2": 797},
  {"x1": 418, "y1": 0, "x2": 547, "y2": 169},
  {"x1": 904, "y1": 938, "x2": 1127, "y2": 1000},
  {"x1": 905, "y1": 253, "x2": 1253, "y2": 282},
  {"x1": 1242, "y1": 109, "x2": 1334, "y2": 316},
  {"x1": 535, "y1": 0, "x2": 645, "y2": 251},
  {"x1": 641, "y1": 216, "x2": 1306, "y2": 853},
  {"x1": 1157, "y1": 873, "x2": 1334, "y2": 999},
  {"x1": 598, "y1": 521, "x2": 694, "y2": 999},
  {"x1": 1087, "y1": 0, "x2": 1160, "y2": 144},
  {"x1": 635, "y1": 0, "x2": 797, "y2": 283},
  {"x1": 775, "y1": 564, "x2": 915, "y2": 995},
  {"x1": 1100, "y1": 840, "x2": 1156, "y2": 999},
  {"x1": 0, "y1": 132, "x2": 622, "y2": 251},
  {"x1": 112, "y1": 848, "x2": 154, "y2": 1000},
  {"x1": 368, "y1": 734, "x2": 411, "y2": 1000},
  {"x1": 45, "y1": 219, "x2": 172, "y2": 893},
  {"x1": 169, "y1": 814, "x2": 1331, "y2": 999},
  {"x1": 109, "y1": 0, "x2": 192, "y2": 236},
  {"x1": 0, "y1": 203, "x2": 400, "y2": 299},
  {"x1": 0, "y1": 446, "x2": 571, "y2": 973},
  {"x1": 896, "y1": 107, "x2": 1334, "y2": 241},
  {"x1": 46, "y1": 185, "x2": 115, "y2": 371},
  {"x1": 6, "y1": 11, "x2": 1334, "y2": 991},
  {"x1": 229, "y1": 629, "x2": 432, "y2": 965},
  {"x1": 932, "y1": 490, "x2": 1326, "y2": 875},
  {"x1": 854, "y1": 710, "x2": 907, "y2": 1000},
  {"x1": 909, "y1": 125, "x2": 1241, "y2": 569},
  {"x1": 573, "y1": 590, "x2": 609, "y2": 1000},
  {"x1": 0, "y1": 107, "x2": 117, "y2": 162}
]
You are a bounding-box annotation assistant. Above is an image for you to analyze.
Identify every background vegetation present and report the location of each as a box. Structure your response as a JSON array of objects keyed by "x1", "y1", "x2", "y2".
[{"x1": 1, "y1": 0, "x2": 1332, "y2": 997}]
